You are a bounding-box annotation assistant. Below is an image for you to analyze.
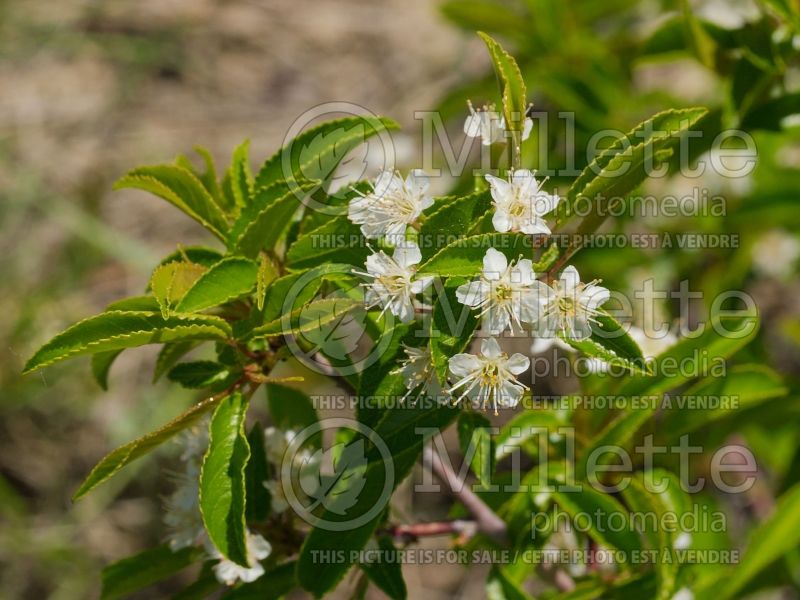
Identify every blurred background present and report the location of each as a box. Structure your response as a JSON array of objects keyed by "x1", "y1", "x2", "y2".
[{"x1": 1, "y1": 0, "x2": 799, "y2": 598}]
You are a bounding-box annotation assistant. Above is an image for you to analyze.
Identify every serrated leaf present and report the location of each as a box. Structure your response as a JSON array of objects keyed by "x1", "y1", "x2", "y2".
[
  {"x1": 254, "y1": 116, "x2": 400, "y2": 192},
  {"x1": 167, "y1": 361, "x2": 234, "y2": 389},
  {"x1": 251, "y1": 297, "x2": 362, "y2": 339},
  {"x1": 305, "y1": 439, "x2": 367, "y2": 515},
  {"x1": 260, "y1": 263, "x2": 354, "y2": 325},
  {"x1": 558, "y1": 108, "x2": 709, "y2": 226},
  {"x1": 74, "y1": 395, "x2": 224, "y2": 500},
  {"x1": 286, "y1": 215, "x2": 368, "y2": 269},
  {"x1": 360, "y1": 535, "x2": 407, "y2": 600},
  {"x1": 193, "y1": 146, "x2": 226, "y2": 211},
  {"x1": 477, "y1": 32, "x2": 527, "y2": 133},
  {"x1": 91, "y1": 350, "x2": 123, "y2": 391},
  {"x1": 228, "y1": 139, "x2": 253, "y2": 209},
  {"x1": 153, "y1": 340, "x2": 200, "y2": 382},
  {"x1": 114, "y1": 164, "x2": 229, "y2": 240},
  {"x1": 559, "y1": 312, "x2": 650, "y2": 375},
  {"x1": 175, "y1": 257, "x2": 258, "y2": 313},
  {"x1": 221, "y1": 560, "x2": 297, "y2": 599},
  {"x1": 24, "y1": 311, "x2": 231, "y2": 374},
  {"x1": 229, "y1": 180, "x2": 317, "y2": 258},
  {"x1": 495, "y1": 408, "x2": 570, "y2": 461},
  {"x1": 417, "y1": 232, "x2": 530, "y2": 278},
  {"x1": 200, "y1": 392, "x2": 250, "y2": 567},
  {"x1": 418, "y1": 190, "x2": 493, "y2": 262},
  {"x1": 256, "y1": 254, "x2": 279, "y2": 311},
  {"x1": 151, "y1": 260, "x2": 208, "y2": 317},
  {"x1": 156, "y1": 246, "x2": 224, "y2": 270},
  {"x1": 101, "y1": 545, "x2": 202, "y2": 600}
]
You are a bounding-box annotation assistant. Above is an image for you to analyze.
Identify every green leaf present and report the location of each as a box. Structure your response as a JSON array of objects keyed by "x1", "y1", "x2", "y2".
[
  {"x1": 458, "y1": 412, "x2": 495, "y2": 488},
  {"x1": 114, "y1": 164, "x2": 229, "y2": 240},
  {"x1": 429, "y1": 277, "x2": 480, "y2": 385},
  {"x1": 267, "y1": 383, "x2": 319, "y2": 433},
  {"x1": 555, "y1": 108, "x2": 709, "y2": 250},
  {"x1": 618, "y1": 316, "x2": 759, "y2": 397},
  {"x1": 417, "y1": 232, "x2": 530, "y2": 278},
  {"x1": 156, "y1": 246, "x2": 224, "y2": 270},
  {"x1": 199, "y1": 392, "x2": 250, "y2": 567},
  {"x1": 551, "y1": 485, "x2": 643, "y2": 558},
  {"x1": 229, "y1": 180, "x2": 317, "y2": 258},
  {"x1": 150, "y1": 260, "x2": 209, "y2": 317},
  {"x1": 477, "y1": 32, "x2": 527, "y2": 133},
  {"x1": 741, "y1": 93, "x2": 800, "y2": 131},
  {"x1": 193, "y1": 146, "x2": 226, "y2": 212},
  {"x1": 718, "y1": 483, "x2": 800, "y2": 599},
  {"x1": 418, "y1": 191, "x2": 493, "y2": 262},
  {"x1": 167, "y1": 361, "x2": 235, "y2": 389},
  {"x1": 254, "y1": 116, "x2": 400, "y2": 192},
  {"x1": 559, "y1": 312, "x2": 650, "y2": 375},
  {"x1": 91, "y1": 350, "x2": 123, "y2": 391},
  {"x1": 74, "y1": 395, "x2": 224, "y2": 500},
  {"x1": 175, "y1": 257, "x2": 258, "y2": 313},
  {"x1": 286, "y1": 215, "x2": 368, "y2": 269},
  {"x1": 256, "y1": 254, "x2": 279, "y2": 311},
  {"x1": 101, "y1": 545, "x2": 202, "y2": 600},
  {"x1": 495, "y1": 408, "x2": 570, "y2": 461},
  {"x1": 297, "y1": 403, "x2": 458, "y2": 596},
  {"x1": 260, "y1": 263, "x2": 354, "y2": 325},
  {"x1": 305, "y1": 439, "x2": 368, "y2": 515},
  {"x1": 660, "y1": 365, "x2": 787, "y2": 439},
  {"x1": 251, "y1": 297, "x2": 362, "y2": 338},
  {"x1": 486, "y1": 565, "x2": 532, "y2": 600},
  {"x1": 360, "y1": 535, "x2": 407, "y2": 600},
  {"x1": 245, "y1": 424, "x2": 271, "y2": 521},
  {"x1": 154, "y1": 340, "x2": 200, "y2": 382},
  {"x1": 228, "y1": 139, "x2": 253, "y2": 209},
  {"x1": 24, "y1": 311, "x2": 231, "y2": 374}
]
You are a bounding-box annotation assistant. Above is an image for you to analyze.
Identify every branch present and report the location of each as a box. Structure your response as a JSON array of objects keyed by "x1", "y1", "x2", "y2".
[
  {"x1": 380, "y1": 520, "x2": 477, "y2": 543},
  {"x1": 422, "y1": 444, "x2": 508, "y2": 544}
]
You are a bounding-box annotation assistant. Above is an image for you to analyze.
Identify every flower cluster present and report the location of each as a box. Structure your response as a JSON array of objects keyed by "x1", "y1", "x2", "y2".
[
  {"x1": 345, "y1": 105, "x2": 619, "y2": 412},
  {"x1": 162, "y1": 423, "x2": 320, "y2": 586}
]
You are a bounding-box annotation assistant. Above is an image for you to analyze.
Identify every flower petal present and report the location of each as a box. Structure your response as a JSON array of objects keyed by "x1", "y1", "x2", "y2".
[
  {"x1": 480, "y1": 337, "x2": 503, "y2": 359},
  {"x1": 456, "y1": 280, "x2": 489, "y2": 307},
  {"x1": 559, "y1": 265, "x2": 581, "y2": 293},
  {"x1": 448, "y1": 353, "x2": 482, "y2": 377},
  {"x1": 483, "y1": 247, "x2": 508, "y2": 280},
  {"x1": 580, "y1": 284, "x2": 610, "y2": 310},
  {"x1": 506, "y1": 352, "x2": 530, "y2": 375},
  {"x1": 393, "y1": 241, "x2": 422, "y2": 268}
]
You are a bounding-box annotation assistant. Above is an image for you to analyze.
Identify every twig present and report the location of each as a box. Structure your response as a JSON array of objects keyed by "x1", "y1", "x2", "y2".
[
  {"x1": 380, "y1": 520, "x2": 477, "y2": 543},
  {"x1": 422, "y1": 444, "x2": 508, "y2": 544}
]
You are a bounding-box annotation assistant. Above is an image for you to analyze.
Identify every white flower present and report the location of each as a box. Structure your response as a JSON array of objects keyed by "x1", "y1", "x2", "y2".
[
  {"x1": 208, "y1": 530, "x2": 272, "y2": 586},
  {"x1": 263, "y1": 427, "x2": 321, "y2": 514},
  {"x1": 447, "y1": 338, "x2": 530, "y2": 412},
  {"x1": 485, "y1": 169, "x2": 560, "y2": 235},
  {"x1": 395, "y1": 344, "x2": 443, "y2": 402},
  {"x1": 456, "y1": 247, "x2": 548, "y2": 333},
  {"x1": 530, "y1": 335, "x2": 573, "y2": 354},
  {"x1": 356, "y1": 241, "x2": 433, "y2": 324},
  {"x1": 463, "y1": 101, "x2": 533, "y2": 146},
  {"x1": 347, "y1": 170, "x2": 434, "y2": 241},
  {"x1": 535, "y1": 266, "x2": 610, "y2": 341}
]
